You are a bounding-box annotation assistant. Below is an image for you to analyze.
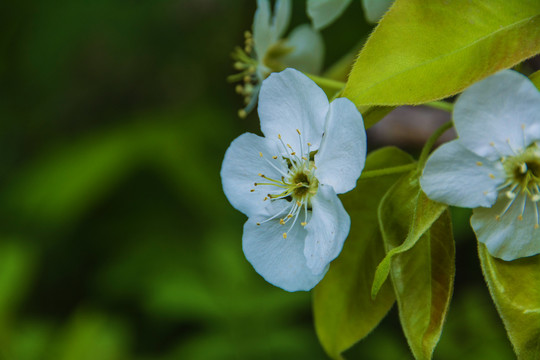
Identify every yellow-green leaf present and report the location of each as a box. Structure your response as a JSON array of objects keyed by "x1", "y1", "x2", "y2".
[
  {"x1": 377, "y1": 174, "x2": 454, "y2": 360},
  {"x1": 344, "y1": 0, "x2": 540, "y2": 106},
  {"x1": 372, "y1": 174, "x2": 447, "y2": 298},
  {"x1": 313, "y1": 147, "x2": 414, "y2": 360},
  {"x1": 479, "y1": 244, "x2": 540, "y2": 360}
]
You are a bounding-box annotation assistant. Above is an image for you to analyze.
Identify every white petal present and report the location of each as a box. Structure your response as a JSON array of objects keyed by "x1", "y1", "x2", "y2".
[
  {"x1": 259, "y1": 68, "x2": 329, "y2": 152},
  {"x1": 454, "y1": 70, "x2": 540, "y2": 160},
  {"x1": 471, "y1": 194, "x2": 540, "y2": 260},
  {"x1": 361, "y1": 0, "x2": 394, "y2": 23},
  {"x1": 253, "y1": 0, "x2": 273, "y2": 59},
  {"x1": 307, "y1": 0, "x2": 352, "y2": 30},
  {"x1": 272, "y1": 0, "x2": 291, "y2": 38},
  {"x1": 304, "y1": 184, "x2": 351, "y2": 275},
  {"x1": 315, "y1": 98, "x2": 366, "y2": 194},
  {"x1": 282, "y1": 24, "x2": 325, "y2": 75},
  {"x1": 420, "y1": 140, "x2": 504, "y2": 208},
  {"x1": 243, "y1": 214, "x2": 326, "y2": 291},
  {"x1": 221, "y1": 133, "x2": 286, "y2": 217}
]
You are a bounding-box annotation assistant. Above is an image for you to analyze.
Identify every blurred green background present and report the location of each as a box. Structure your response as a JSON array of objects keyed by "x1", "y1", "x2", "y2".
[{"x1": 0, "y1": 1, "x2": 518, "y2": 359}]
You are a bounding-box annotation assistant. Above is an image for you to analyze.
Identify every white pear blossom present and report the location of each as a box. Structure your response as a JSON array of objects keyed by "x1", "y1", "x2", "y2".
[
  {"x1": 230, "y1": 0, "x2": 324, "y2": 118},
  {"x1": 420, "y1": 70, "x2": 540, "y2": 260},
  {"x1": 221, "y1": 68, "x2": 366, "y2": 291},
  {"x1": 307, "y1": 0, "x2": 394, "y2": 29}
]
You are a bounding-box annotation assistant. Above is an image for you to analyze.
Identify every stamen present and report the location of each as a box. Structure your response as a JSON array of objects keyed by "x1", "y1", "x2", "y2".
[
  {"x1": 505, "y1": 138, "x2": 519, "y2": 155},
  {"x1": 518, "y1": 194, "x2": 527, "y2": 221},
  {"x1": 259, "y1": 152, "x2": 263, "y2": 157},
  {"x1": 476, "y1": 161, "x2": 483, "y2": 166},
  {"x1": 283, "y1": 233, "x2": 287, "y2": 239},
  {"x1": 496, "y1": 191, "x2": 519, "y2": 220},
  {"x1": 489, "y1": 141, "x2": 506, "y2": 159}
]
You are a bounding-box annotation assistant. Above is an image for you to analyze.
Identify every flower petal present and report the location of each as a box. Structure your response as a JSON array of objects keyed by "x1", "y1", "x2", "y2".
[
  {"x1": 304, "y1": 184, "x2": 351, "y2": 275},
  {"x1": 259, "y1": 68, "x2": 329, "y2": 152},
  {"x1": 420, "y1": 140, "x2": 504, "y2": 208},
  {"x1": 272, "y1": 0, "x2": 291, "y2": 39},
  {"x1": 282, "y1": 24, "x2": 324, "y2": 75},
  {"x1": 315, "y1": 98, "x2": 366, "y2": 194},
  {"x1": 454, "y1": 70, "x2": 540, "y2": 160},
  {"x1": 471, "y1": 193, "x2": 540, "y2": 260},
  {"x1": 253, "y1": 0, "x2": 273, "y2": 58},
  {"x1": 243, "y1": 213, "x2": 326, "y2": 292},
  {"x1": 221, "y1": 133, "x2": 286, "y2": 217},
  {"x1": 307, "y1": 0, "x2": 352, "y2": 30}
]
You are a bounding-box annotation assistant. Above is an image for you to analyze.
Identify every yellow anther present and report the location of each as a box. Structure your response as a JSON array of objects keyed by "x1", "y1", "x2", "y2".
[
  {"x1": 307, "y1": 142, "x2": 312, "y2": 146},
  {"x1": 256, "y1": 222, "x2": 261, "y2": 226},
  {"x1": 283, "y1": 233, "x2": 287, "y2": 239},
  {"x1": 254, "y1": 182, "x2": 258, "y2": 186},
  {"x1": 238, "y1": 109, "x2": 247, "y2": 118},
  {"x1": 250, "y1": 189, "x2": 255, "y2": 192},
  {"x1": 302, "y1": 156, "x2": 308, "y2": 161},
  {"x1": 483, "y1": 191, "x2": 488, "y2": 195},
  {"x1": 296, "y1": 129, "x2": 301, "y2": 135},
  {"x1": 296, "y1": 201, "x2": 301, "y2": 206},
  {"x1": 291, "y1": 152, "x2": 296, "y2": 156},
  {"x1": 278, "y1": 134, "x2": 281, "y2": 139},
  {"x1": 279, "y1": 219, "x2": 285, "y2": 225},
  {"x1": 287, "y1": 214, "x2": 293, "y2": 218},
  {"x1": 490, "y1": 142, "x2": 495, "y2": 146},
  {"x1": 287, "y1": 144, "x2": 292, "y2": 149},
  {"x1": 495, "y1": 215, "x2": 501, "y2": 221},
  {"x1": 258, "y1": 173, "x2": 263, "y2": 177},
  {"x1": 476, "y1": 161, "x2": 483, "y2": 166},
  {"x1": 301, "y1": 222, "x2": 307, "y2": 226},
  {"x1": 535, "y1": 224, "x2": 539, "y2": 229},
  {"x1": 272, "y1": 156, "x2": 278, "y2": 159},
  {"x1": 489, "y1": 173, "x2": 495, "y2": 179},
  {"x1": 263, "y1": 197, "x2": 268, "y2": 201},
  {"x1": 235, "y1": 84, "x2": 244, "y2": 94},
  {"x1": 259, "y1": 152, "x2": 263, "y2": 157},
  {"x1": 518, "y1": 215, "x2": 523, "y2": 221}
]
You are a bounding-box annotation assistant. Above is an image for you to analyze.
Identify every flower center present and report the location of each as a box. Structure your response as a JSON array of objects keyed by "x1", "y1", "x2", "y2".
[
  {"x1": 491, "y1": 142, "x2": 540, "y2": 227},
  {"x1": 502, "y1": 144, "x2": 540, "y2": 201},
  {"x1": 252, "y1": 131, "x2": 319, "y2": 238}
]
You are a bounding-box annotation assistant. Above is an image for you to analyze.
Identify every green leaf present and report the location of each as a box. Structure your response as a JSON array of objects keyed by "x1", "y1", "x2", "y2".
[
  {"x1": 376, "y1": 174, "x2": 454, "y2": 360},
  {"x1": 478, "y1": 244, "x2": 540, "y2": 360},
  {"x1": 531, "y1": 70, "x2": 540, "y2": 90},
  {"x1": 344, "y1": 0, "x2": 540, "y2": 106},
  {"x1": 372, "y1": 174, "x2": 447, "y2": 298},
  {"x1": 313, "y1": 146, "x2": 414, "y2": 360}
]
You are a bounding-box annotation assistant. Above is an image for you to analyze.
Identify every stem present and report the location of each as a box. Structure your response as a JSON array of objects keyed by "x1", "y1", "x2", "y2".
[
  {"x1": 304, "y1": 73, "x2": 345, "y2": 91},
  {"x1": 423, "y1": 101, "x2": 453, "y2": 112},
  {"x1": 417, "y1": 121, "x2": 453, "y2": 170},
  {"x1": 360, "y1": 163, "x2": 417, "y2": 179}
]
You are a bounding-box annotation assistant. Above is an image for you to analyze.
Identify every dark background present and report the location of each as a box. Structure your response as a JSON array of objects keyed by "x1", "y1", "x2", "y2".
[{"x1": 0, "y1": 1, "x2": 518, "y2": 359}]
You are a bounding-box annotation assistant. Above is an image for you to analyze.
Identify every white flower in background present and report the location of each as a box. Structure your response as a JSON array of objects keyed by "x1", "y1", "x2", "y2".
[
  {"x1": 307, "y1": 0, "x2": 394, "y2": 29},
  {"x1": 221, "y1": 68, "x2": 366, "y2": 291},
  {"x1": 420, "y1": 70, "x2": 540, "y2": 260},
  {"x1": 230, "y1": 0, "x2": 324, "y2": 118}
]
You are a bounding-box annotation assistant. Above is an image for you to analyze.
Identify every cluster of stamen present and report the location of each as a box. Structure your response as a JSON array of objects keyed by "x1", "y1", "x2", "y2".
[
  {"x1": 228, "y1": 31, "x2": 259, "y2": 118},
  {"x1": 251, "y1": 130, "x2": 318, "y2": 239},
  {"x1": 483, "y1": 124, "x2": 540, "y2": 228}
]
